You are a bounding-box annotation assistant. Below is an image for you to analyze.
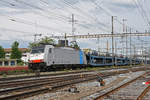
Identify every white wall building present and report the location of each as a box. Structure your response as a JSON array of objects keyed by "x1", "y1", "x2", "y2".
[{"x1": 4, "y1": 48, "x2": 30, "y2": 63}]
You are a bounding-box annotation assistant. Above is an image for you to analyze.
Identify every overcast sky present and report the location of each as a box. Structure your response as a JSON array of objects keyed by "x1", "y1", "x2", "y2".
[{"x1": 0, "y1": 0, "x2": 150, "y2": 54}]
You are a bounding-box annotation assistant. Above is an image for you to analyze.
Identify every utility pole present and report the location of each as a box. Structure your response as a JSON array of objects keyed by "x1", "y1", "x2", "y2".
[
  {"x1": 122, "y1": 18, "x2": 127, "y2": 58},
  {"x1": 97, "y1": 36, "x2": 100, "y2": 52},
  {"x1": 121, "y1": 37, "x2": 124, "y2": 56},
  {"x1": 126, "y1": 26, "x2": 128, "y2": 57},
  {"x1": 141, "y1": 40, "x2": 144, "y2": 65},
  {"x1": 33, "y1": 20, "x2": 42, "y2": 43},
  {"x1": 115, "y1": 41, "x2": 117, "y2": 66},
  {"x1": 133, "y1": 45, "x2": 136, "y2": 59},
  {"x1": 64, "y1": 33, "x2": 67, "y2": 46},
  {"x1": 69, "y1": 14, "x2": 77, "y2": 44},
  {"x1": 130, "y1": 28, "x2": 132, "y2": 66},
  {"x1": 122, "y1": 18, "x2": 128, "y2": 57},
  {"x1": 34, "y1": 34, "x2": 42, "y2": 43},
  {"x1": 107, "y1": 40, "x2": 109, "y2": 53},
  {"x1": 115, "y1": 41, "x2": 117, "y2": 55},
  {"x1": 123, "y1": 19, "x2": 127, "y2": 33},
  {"x1": 145, "y1": 53, "x2": 147, "y2": 65},
  {"x1": 112, "y1": 16, "x2": 115, "y2": 66}
]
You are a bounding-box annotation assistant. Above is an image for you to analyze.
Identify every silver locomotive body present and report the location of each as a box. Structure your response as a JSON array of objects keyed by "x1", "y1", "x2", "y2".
[{"x1": 29, "y1": 45, "x2": 87, "y2": 71}]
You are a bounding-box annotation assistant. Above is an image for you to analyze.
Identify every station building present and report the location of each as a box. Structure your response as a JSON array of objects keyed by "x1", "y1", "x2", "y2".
[
  {"x1": 0, "y1": 59, "x2": 17, "y2": 66},
  {"x1": 0, "y1": 48, "x2": 30, "y2": 66}
]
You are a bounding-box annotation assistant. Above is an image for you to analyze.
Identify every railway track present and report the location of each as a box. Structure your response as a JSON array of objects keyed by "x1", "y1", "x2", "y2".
[
  {"x1": 0, "y1": 69, "x2": 127, "y2": 100},
  {"x1": 0, "y1": 70, "x2": 92, "y2": 82},
  {"x1": 0, "y1": 74, "x2": 97, "y2": 100},
  {"x1": 0, "y1": 66, "x2": 149, "y2": 100},
  {"x1": 0, "y1": 65, "x2": 145, "y2": 82},
  {"x1": 137, "y1": 85, "x2": 150, "y2": 100},
  {"x1": 94, "y1": 71, "x2": 150, "y2": 100},
  {"x1": 0, "y1": 66, "x2": 136, "y2": 89},
  {"x1": 0, "y1": 74, "x2": 89, "y2": 89}
]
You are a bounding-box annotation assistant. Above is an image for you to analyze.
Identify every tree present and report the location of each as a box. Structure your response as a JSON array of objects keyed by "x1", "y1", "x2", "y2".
[
  {"x1": 0, "y1": 46, "x2": 5, "y2": 58},
  {"x1": 28, "y1": 42, "x2": 40, "y2": 49},
  {"x1": 70, "y1": 42, "x2": 80, "y2": 49},
  {"x1": 29, "y1": 37, "x2": 55, "y2": 48},
  {"x1": 39, "y1": 36, "x2": 55, "y2": 44},
  {"x1": 10, "y1": 41, "x2": 22, "y2": 59}
]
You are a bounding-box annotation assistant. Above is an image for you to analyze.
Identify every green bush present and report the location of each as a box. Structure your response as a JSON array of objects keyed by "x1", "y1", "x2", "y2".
[{"x1": 17, "y1": 61, "x2": 24, "y2": 66}]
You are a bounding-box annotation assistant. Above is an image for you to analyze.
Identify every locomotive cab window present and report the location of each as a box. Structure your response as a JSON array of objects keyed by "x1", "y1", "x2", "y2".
[
  {"x1": 31, "y1": 48, "x2": 44, "y2": 54},
  {"x1": 31, "y1": 46, "x2": 45, "y2": 54}
]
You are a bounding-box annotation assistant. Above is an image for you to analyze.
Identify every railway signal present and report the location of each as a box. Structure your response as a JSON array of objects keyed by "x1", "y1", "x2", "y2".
[{"x1": 142, "y1": 81, "x2": 150, "y2": 85}]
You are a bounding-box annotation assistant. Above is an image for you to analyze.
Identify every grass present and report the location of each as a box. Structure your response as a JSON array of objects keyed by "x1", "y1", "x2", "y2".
[
  {"x1": 0, "y1": 70, "x2": 33, "y2": 77},
  {"x1": 0, "y1": 64, "x2": 141, "y2": 78}
]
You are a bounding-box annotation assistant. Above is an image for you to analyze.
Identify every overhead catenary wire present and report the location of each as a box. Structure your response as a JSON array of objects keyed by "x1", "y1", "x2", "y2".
[
  {"x1": 0, "y1": 0, "x2": 122, "y2": 33},
  {"x1": 137, "y1": 0, "x2": 150, "y2": 25},
  {"x1": 30, "y1": 0, "x2": 109, "y2": 31},
  {"x1": 0, "y1": 14, "x2": 67, "y2": 33},
  {"x1": 0, "y1": 0, "x2": 149, "y2": 52},
  {"x1": 0, "y1": 0, "x2": 16, "y2": 7},
  {"x1": 61, "y1": 0, "x2": 111, "y2": 32},
  {"x1": 0, "y1": 1, "x2": 69, "y2": 25},
  {"x1": 0, "y1": 0, "x2": 147, "y2": 34},
  {"x1": 0, "y1": 0, "x2": 73, "y2": 34},
  {"x1": 1, "y1": 0, "x2": 109, "y2": 33},
  {"x1": 14, "y1": 0, "x2": 70, "y2": 21},
  {"x1": 133, "y1": 0, "x2": 150, "y2": 26},
  {"x1": 40, "y1": 0, "x2": 110, "y2": 33},
  {"x1": 90, "y1": 0, "x2": 140, "y2": 33},
  {"x1": 0, "y1": 0, "x2": 72, "y2": 24},
  {"x1": 87, "y1": 0, "x2": 150, "y2": 57}
]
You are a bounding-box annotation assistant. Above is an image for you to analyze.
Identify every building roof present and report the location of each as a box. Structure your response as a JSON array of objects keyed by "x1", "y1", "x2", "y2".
[{"x1": 4, "y1": 48, "x2": 29, "y2": 53}]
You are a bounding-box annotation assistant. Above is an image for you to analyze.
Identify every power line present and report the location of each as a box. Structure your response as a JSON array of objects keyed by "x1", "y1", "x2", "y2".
[
  {"x1": 1, "y1": 15, "x2": 66, "y2": 33},
  {"x1": 0, "y1": 0, "x2": 16, "y2": 7},
  {"x1": 133, "y1": 0, "x2": 150, "y2": 26},
  {"x1": 14, "y1": 0, "x2": 70, "y2": 21},
  {"x1": 0, "y1": 0, "x2": 66, "y2": 24},
  {"x1": 0, "y1": 27, "x2": 33, "y2": 34},
  {"x1": 13, "y1": 0, "x2": 108, "y2": 33},
  {"x1": 0, "y1": 0, "x2": 73, "y2": 33},
  {"x1": 61, "y1": 0, "x2": 110, "y2": 32},
  {"x1": 0, "y1": 0, "x2": 71, "y2": 24},
  {"x1": 137, "y1": 0, "x2": 150, "y2": 25},
  {"x1": 90, "y1": 0, "x2": 141, "y2": 33},
  {"x1": 1, "y1": 0, "x2": 111, "y2": 33}
]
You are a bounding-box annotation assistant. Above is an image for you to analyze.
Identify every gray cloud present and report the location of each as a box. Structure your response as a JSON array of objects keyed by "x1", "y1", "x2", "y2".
[{"x1": 0, "y1": 0, "x2": 149, "y2": 49}]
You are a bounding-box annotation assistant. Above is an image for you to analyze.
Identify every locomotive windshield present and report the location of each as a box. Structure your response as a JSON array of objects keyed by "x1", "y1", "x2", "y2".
[
  {"x1": 31, "y1": 45, "x2": 45, "y2": 54},
  {"x1": 31, "y1": 48, "x2": 44, "y2": 54}
]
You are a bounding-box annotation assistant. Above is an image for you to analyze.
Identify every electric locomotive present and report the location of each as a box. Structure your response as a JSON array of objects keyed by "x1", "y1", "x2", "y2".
[{"x1": 28, "y1": 44, "x2": 87, "y2": 71}]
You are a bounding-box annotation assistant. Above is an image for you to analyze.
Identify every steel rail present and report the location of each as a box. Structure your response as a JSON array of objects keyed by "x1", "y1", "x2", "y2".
[
  {"x1": 0, "y1": 68, "x2": 131, "y2": 88},
  {"x1": 0, "y1": 74, "x2": 92, "y2": 95},
  {"x1": 136, "y1": 85, "x2": 150, "y2": 100},
  {"x1": 0, "y1": 70, "x2": 92, "y2": 82},
  {"x1": 0, "y1": 74, "x2": 86, "y2": 89},
  {"x1": 0, "y1": 67, "x2": 148, "y2": 90},
  {"x1": 0, "y1": 66, "x2": 149, "y2": 100},
  {"x1": 94, "y1": 72, "x2": 149, "y2": 100},
  {"x1": 0, "y1": 75, "x2": 97, "y2": 100},
  {"x1": 0, "y1": 65, "x2": 145, "y2": 82}
]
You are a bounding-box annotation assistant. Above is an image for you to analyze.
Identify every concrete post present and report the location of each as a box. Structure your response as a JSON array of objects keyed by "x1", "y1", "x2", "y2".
[
  {"x1": 15, "y1": 60, "x2": 17, "y2": 66},
  {"x1": 2, "y1": 61, "x2": 4, "y2": 66},
  {"x1": 8, "y1": 61, "x2": 11, "y2": 66}
]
